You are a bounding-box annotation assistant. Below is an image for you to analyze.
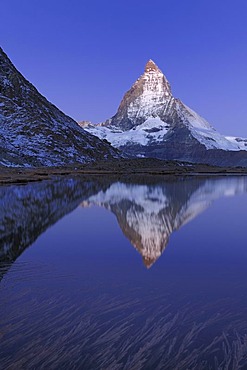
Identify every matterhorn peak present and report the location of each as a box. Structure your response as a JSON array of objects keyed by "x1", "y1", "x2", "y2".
[
  {"x1": 97, "y1": 59, "x2": 172, "y2": 130},
  {"x1": 144, "y1": 59, "x2": 161, "y2": 73},
  {"x1": 81, "y1": 58, "x2": 247, "y2": 166}
]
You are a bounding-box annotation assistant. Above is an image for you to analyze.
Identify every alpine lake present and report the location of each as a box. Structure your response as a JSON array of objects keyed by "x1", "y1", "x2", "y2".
[{"x1": 1, "y1": 174, "x2": 247, "y2": 369}]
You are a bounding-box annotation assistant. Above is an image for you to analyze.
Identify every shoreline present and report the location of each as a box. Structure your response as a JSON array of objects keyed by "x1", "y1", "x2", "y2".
[{"x1": 1, "y1": 161, "x2": 247, "y2": 185}]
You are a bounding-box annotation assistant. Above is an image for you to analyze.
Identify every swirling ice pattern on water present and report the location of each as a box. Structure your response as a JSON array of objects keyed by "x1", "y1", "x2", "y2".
[{"x1": 1, "y1": 176, "x2": 247, "y2": 369}]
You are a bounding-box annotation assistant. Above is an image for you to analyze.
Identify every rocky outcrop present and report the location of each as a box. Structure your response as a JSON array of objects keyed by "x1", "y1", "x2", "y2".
[{"x1": 0, "y1": 47, "x2": 118, "y2": 167}]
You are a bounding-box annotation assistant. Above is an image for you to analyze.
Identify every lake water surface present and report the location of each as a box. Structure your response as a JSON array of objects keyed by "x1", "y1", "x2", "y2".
[{"x1": 1, "y1": 175, "x2": 247, "y2": 369}]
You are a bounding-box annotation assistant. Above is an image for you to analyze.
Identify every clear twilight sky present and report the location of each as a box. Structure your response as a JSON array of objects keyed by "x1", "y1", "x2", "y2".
[{"x1": 1, "y1": 0, "x2": 247, "y2": 136}]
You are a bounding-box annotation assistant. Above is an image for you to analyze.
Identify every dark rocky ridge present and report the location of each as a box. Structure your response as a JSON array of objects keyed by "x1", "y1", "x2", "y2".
[{"x1": 0, "y1": 47, "x2": 118, "y2": 167}]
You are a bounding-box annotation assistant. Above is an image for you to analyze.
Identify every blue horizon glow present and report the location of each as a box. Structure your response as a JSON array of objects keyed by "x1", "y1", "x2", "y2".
[{"x1": 1, "y1": 0, "x2": 247, "y2": 136}]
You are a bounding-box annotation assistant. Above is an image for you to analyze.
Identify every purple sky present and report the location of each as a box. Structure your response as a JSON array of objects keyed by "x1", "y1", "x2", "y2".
[{"x1": 1, "y1": 0, "x2": 247, "y2": 136}]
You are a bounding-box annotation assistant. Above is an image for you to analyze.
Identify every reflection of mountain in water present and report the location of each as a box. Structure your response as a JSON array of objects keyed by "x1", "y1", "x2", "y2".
[
  {"x1": 83, "y1": 177, "x2": 247, "y2": 267},
  {"x1": 0, "y1": 177, "x2": 110, "y2": 279},
  {"x1": 1, "y1": 176, "x2": 247, "y2": 275},
  {"x1": 1, "y1": 177, "x2": 247, "y2": 369}
]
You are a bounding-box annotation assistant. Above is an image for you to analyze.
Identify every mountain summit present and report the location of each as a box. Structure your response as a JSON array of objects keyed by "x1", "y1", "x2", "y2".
[
  {"x1": 0, "y1": 47, "x2": 118, "y2": 167},
  {"x1": 101, "y1": 59, "x2": 172, "y2": 131},
  {"x1": 144, "y1": 59, "x2": 160, "y2": 72},
  {"x1": 81, "y1": 60, "x2": 247, "y2": 167}
]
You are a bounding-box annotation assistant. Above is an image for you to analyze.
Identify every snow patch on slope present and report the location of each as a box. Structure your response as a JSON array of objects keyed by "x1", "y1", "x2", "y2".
[
  {"x1": 175, "y1": 101, "x2": 244, "y2": 151},
  {"x1": 83, "y1": 117, "x2": 170, "y2": 147},
  {"x1": 225, "y1": 136, "x2": 247, "y2": 150},
  {"x1": 190, "y1": 127, "x2": 243, "y2": 151},
  {"x1": 177, "y1": 101, "x2": 212, "y2": 130}
]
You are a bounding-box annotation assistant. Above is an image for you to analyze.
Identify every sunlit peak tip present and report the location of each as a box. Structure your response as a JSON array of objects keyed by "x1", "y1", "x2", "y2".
[{"x1": 145, "y1": 59, "x2": 160, "y2": 72}]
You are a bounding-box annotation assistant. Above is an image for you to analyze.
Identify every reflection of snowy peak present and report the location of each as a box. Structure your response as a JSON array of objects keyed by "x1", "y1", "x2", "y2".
[
  {"x1": 81, "y1": 60, "x2": 247, "y2": 166},
  {"x1": 84, "y1": 183, "x2": 170, "y2": 267},
  {"x1": 84, "y1": 178, "x2": 247, "y2": 267},
  {"x1": 1, "y1": 177, "x2": 247, "y2": 275},
  {"x1": 0, "y1": 47, "x2": 117, "y2": 167}
]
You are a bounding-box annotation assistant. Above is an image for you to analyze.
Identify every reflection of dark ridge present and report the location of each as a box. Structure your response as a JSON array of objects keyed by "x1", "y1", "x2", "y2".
[
  {"x1": 2, "y1": 175, "x2": 247, "y2": 276},
  {"x1": 0, "y1": 262, "x2": 12, "y2": 282},
  {"x1": 0, "y1": 176, "x2": 112, "y2": 280}
]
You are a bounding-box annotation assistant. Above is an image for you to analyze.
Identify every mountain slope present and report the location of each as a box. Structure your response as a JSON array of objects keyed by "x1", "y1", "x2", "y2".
[
  {"x1": 81, "y1": 60, "x2": 247, "y2": 166},
  {"x1": 0, "y1": 47, "x2": 118, "y2": 167}
]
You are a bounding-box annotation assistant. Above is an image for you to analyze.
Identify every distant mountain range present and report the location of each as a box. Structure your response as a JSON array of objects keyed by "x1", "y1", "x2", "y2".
[
  {"x1": 81, "y1": 60, "x2": 247, "y2": 167},
  {"x1": 0, "y1": 47, "x2": 118, "y2": 167}
]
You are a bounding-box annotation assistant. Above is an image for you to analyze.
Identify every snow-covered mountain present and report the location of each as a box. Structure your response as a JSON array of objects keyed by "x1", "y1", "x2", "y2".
[
  {"x1": 82, "y1": 177, "x2": 247, "y2": 267},
  {"x1": 81, "y1": 60, "x2": 247, "y2": 166},
  {"x1": 0, "y1": 47, "x2": 118, "y2": 167}
]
